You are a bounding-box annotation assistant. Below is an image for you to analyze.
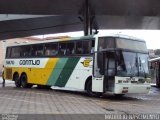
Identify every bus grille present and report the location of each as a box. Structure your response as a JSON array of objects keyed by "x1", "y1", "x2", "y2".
[{"x1": 6, "y1": 68, "x2": 12, "y2": 79}]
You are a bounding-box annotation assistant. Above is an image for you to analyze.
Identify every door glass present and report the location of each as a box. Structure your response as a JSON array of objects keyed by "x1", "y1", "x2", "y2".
[{"x1": 106, "y1": 52, "x2": 115, "y2": 76}]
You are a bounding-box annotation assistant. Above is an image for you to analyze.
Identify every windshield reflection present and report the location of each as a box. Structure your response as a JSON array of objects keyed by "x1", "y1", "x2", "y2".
[
  {"x1": 116, "y1": 51, "x2": 149, "y2": 77},
  {"x1": 138, "y1": 54, "x2": 149, "y2": 77}
]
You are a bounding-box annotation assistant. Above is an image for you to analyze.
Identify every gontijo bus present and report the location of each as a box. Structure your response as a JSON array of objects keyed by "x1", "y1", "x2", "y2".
[{"x1": 3, "y1": 34, "x2": 151, "y2": 96}]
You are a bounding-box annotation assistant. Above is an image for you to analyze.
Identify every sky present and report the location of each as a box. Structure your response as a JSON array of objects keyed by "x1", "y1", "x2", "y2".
[{"x1": 34, "y1": 30, "x2": 160, "y2": 50}]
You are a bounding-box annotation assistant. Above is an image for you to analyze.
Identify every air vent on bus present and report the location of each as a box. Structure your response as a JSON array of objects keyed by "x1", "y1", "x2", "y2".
[{"x1": 6, "y1": 68, "x2": 12, "y2": 79}]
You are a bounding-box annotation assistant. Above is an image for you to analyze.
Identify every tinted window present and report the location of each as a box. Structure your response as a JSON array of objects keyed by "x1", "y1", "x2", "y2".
[
  {"x1": 45, "y1": 43, "x2": 58, "y2": 56},
  {"x1": 6, "y1": 47, "x2": 11, "y2": 58},
  {"x1": 76, "y1": 40, "x2": 92, "y2": 54},
  {"x1": 76, "y1": 41, "x2": 83, "y2": 54},
  {"x1": 11, "y1": 47, "x2": 21, "y2": 58},
  {"x1": 20, "y1": 45, "x2": 31, "y2": 57},
  {"x1": 66, "y1": 42, "x2": 75, "y2": 55},
  {"x1": 59, "y1": 42, "x2": 67, "y2": 55},
  {"x1": 98, "y1": 37, "x2": 115, "y2": 50},
  {"x1": 107, "y1": 52, "x2": 115, "y2": 76},
  {"x1": 83, "y1": 40, "x2": 92, "y2": 54},
  {"x1": 116, "y1": 38, "x2": 147, "y2": 52},
  {"x1": 31, "y1": 44, "x2": 44, "y2": 57},
  {"x1": 91, "y1": 40, "x2": 95, "y2": 54}
]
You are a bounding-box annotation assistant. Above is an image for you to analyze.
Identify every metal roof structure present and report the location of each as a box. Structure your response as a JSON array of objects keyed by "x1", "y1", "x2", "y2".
[{"x1": 0, "y1": 0, "x2": 160, "y2": 40}]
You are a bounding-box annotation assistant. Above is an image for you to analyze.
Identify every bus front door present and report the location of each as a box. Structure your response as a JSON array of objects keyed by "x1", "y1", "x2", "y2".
[
  {"x1": 104, "y1": 52, "x2": 116, "y2": 92},
  {"x1": 92, "y1": 52, "x2": 104, "y2": 93}
]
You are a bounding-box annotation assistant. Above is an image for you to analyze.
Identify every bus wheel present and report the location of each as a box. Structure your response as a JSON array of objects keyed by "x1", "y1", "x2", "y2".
[
  {"x1": 86, "y1": 80, "x2": 102, "y2": 97},
  {"x1": 13, "y1": 73, "x2": 21, "y2": 87},
  {"x1": 21, "y1": 74, "x2": 30, "y2": 88}
]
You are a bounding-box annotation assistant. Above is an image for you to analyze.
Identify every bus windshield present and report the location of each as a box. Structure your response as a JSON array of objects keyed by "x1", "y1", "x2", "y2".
[{"x1": 116, "y1": 51, "x2": 149, "y2": 77}]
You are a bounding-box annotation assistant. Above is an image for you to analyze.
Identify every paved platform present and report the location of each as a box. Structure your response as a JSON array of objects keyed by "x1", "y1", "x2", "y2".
[
  {"x1": 0, "y1": 78, "x2": 119, "y2": 115},
  {"x1": 0, "y1": 78, "x2": 160, "y2": 120}
]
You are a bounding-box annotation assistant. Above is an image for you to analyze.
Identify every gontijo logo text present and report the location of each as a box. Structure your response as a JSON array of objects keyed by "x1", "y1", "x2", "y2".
[
  {"x1": 6, "y1": 60, "x2": 41, "y2": 65},
  {"x1": 19, "y1": 60, "x2": 40, "y2": 65}
]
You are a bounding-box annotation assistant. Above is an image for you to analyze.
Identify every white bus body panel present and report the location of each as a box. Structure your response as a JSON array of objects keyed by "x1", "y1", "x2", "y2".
[
  {"x1": 92, "y1": 77, "x2": 104, "y2": 92},
  {"x1": 65, "y1": 57, "x2": 93, "y2": 90}
]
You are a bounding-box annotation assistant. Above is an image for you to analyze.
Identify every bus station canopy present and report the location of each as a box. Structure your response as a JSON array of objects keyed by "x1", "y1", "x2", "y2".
[{"x1": 0, "y1": 0, "x2": 160, "y2": 40}]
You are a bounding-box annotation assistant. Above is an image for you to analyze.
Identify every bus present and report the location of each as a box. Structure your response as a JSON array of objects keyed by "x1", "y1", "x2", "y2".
[
  {"x1": 149, "y1": 57, "x2": 160, "y2": 87},
  {"x1": 3, "y1": 34, "x2": 151, "y2": 96}
]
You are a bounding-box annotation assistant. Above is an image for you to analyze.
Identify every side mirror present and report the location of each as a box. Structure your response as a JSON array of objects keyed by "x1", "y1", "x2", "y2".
[{"x1": 97, "y1": 52, "x2": 104, "y2": 75}]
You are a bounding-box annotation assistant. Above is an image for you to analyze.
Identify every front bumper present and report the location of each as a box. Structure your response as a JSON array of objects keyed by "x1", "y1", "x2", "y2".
[{"x1": 114, "y1": 83, "x2": 151, "y2": 94}]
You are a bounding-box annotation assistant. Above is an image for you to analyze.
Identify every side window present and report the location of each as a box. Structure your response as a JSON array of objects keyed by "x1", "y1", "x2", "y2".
[
  {"x1": 6, "y1": 47, "x2": 11, "y2": 58},
  {"x1": 75, "y1": 40, "x2": 93, "y2": 55},
  {"x1": 91, "y1": 40, "x2": 95, "y2": 54},
  {"x1": 59, "y1": 42, "x2": 67, "y2": 55},
  {"x1": 11, "y1": 47, "x2": 21, "y2": 58},
  {"x1": 98, "y1": 37, "x2": 115, "y2": 50},
  {"x1": 66, "y1": 42, "x2": 75, "y2": 55},
  {"x1": 31, "y1": 44, "x2": 44, "y2": 57},
  {"x1": 76, "y1": 41, "x2": 83, "y2": 54},
  {"x1": 83, "y1": 40, "x2": 92, "y2": 54},
  {"x1": 20, "y1": 46, "x2": 31, "y2": 57},
  {"x1": 45, "y1": 43, "x2": 58, "y2": 56}
]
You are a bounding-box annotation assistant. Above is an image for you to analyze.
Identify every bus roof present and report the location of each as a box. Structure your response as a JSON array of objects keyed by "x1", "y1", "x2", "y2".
[
  {"x1": 7, "y1": 34, "x2": 145, "y2": 47},
  {"x1": 7, "y1": 35, "x2": 95, "y2": 47},
  {"x1": 100, "y1": 33, "x2": 145, "y2": 42}
]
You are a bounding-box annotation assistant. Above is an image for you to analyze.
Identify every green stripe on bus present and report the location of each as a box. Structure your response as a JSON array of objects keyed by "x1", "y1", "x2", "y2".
[
  {"x1": 54, "y1": 57, "x2": 80, "y2": 87},
  {"x1": 47, "y1": 58, "x2": 68, "y2": 85}
]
